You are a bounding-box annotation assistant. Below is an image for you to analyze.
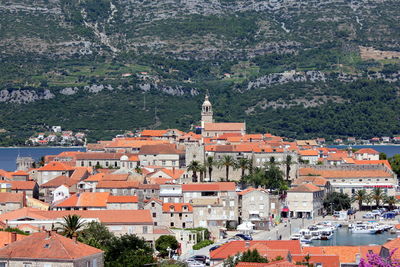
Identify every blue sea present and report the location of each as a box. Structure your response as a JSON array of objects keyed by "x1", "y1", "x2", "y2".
[
  {"x1": 0, "y1": 147, "x2": 85, "y2": 171},
  {"x1": 329, "y1": 145, "x2": 400, "y2": 158}
]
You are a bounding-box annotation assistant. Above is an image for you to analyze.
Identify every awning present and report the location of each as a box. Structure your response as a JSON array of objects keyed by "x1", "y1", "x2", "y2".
[{"x1": 282, "y1": 206, "x2": 289, "y2": 212}]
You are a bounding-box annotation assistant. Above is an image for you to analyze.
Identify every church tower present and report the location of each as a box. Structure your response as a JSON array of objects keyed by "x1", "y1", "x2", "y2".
[{"x1": 201, "y1": 94, "x2": 213, "y2": 128}]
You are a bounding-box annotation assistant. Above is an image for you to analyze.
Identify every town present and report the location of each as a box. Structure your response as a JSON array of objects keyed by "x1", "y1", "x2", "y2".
[{"x1": 0, "y1": 95, "x2": 399, "y2": 266}]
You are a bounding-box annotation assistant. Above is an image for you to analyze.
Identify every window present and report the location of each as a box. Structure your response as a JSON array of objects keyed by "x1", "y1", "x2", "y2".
[
  {"x1": 162, "y1": 160, "x2": 166, "y2": 166},
  {"x1": 143, "y1": 226, "x2": 148, "y2": 234},
  {"x1": 259, "y1": 204, "x2": 264, "y2": 210},
  {"x1": 171, "y1": 213, "x2": 174, "y2": 217},
  {"x1": 23, "y1": 263, "x2": 32, "y2": 267},
  {"x1": 230, "y1": 200, "x2": 235, "y2": 207},
  {"x1": 359, "y1": 179, "x2": 362, "y2": 182},
  {"x1": 128, "y1": 226, "x2": 134, "y2": 234},
  {"x1": 170, "y1": 222, "x2": 174, "y2": 227},
  {"x1": 151, "y1": 203, "x2": 155, "y2": 208},
  {"x1": 152, "y1": 212, "x2": 156, "y2": 218}
]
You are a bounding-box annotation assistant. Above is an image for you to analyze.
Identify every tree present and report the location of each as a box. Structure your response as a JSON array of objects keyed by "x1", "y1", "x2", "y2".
[
  {"x1": 59, "y1": 214, "x2": 85, "y2": 238},
  {"x1": 352, "y1": 189, "x2": 367, "y2": 211},
  {"x1": 187, "y1": 160, "x2": 200, "y2": 182},
  {"x1": 105, "y1": 234, "x2": 155, "y2": 267},
  {"x1": 389, "y1": 154, "x2": 400, "y2": 176},
  {"x1": 371, "y1": 188, "x2": 386, "y2": 208},
  {"x1": 379, "y1": 152, "x2": 387, "y2": 160},
  {"x1": 384, "y1": 196, "x2": 397, "y2": 210},
  {"x1": 323, "y1": 192, "x2": 351, "y2": 213},
  {"x1": 81, "y1": 221, "x2": 114, "y2": 250},
  {"x1": 242, "y1": 167, "x2": 266, "y2": 188},
  {"x1": 283, "y1": 155, "x2": 293, "y2": 181},
  {"x1": 264, "y1": 161, "x2": 286, "y2": 192},
  {"x1": 365, "y1": 194, "x2": 373, "y2": 211},
  {"x1": 155, "y1": 235, "x2": 179, "y2": 258},
  {"x1": 219, "y1": 155, "x2": 236, "y2": 182},
  {"x1": 198, "y1": 164, "x2": 206, "y2": 183},
  {"x1": 205, "y1": 156, "x2": 216, "y2": 182},
  {"x1": 239, "y1": 249, "x2": 268, "y2": 263},
  {"x1": 237, "y1": 158, "x2": 251, "y2": 179}
]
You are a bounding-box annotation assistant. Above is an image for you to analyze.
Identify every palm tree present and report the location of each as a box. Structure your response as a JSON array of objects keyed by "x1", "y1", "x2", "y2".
[
  {"x1": 384, "y1": 196, "x2": 397, "y2": 210},
  {"x1": 371, "y1": 188, "x2": 386, "y2": 208},
  {"x1": 365, "y1": 194, "x2": 373, "y2": 211},
  {"x1": 198, "y1": 164, "x2": 206, "y2": 183},
  {"x1": 236, "y1": 158, "x2": 251, "y2": 179},
  {"x1": 59, "y1": 214, "x2": 85, "y2": 238},
  {"x1": 205, "y1": 156, "x2": 215, "y2": 182},
  {"x1": 283, "y1": 155, "x2": 292, "y2": 181},
  {"x1": 352, "y1": 189, "x2": 367, "y2": 211},
  {"x1": 219, "y1": 155, "x2": 236, "y2": 182},
  {"x1": 187, "y1": 160, "x2": 200, "y2": 182}
]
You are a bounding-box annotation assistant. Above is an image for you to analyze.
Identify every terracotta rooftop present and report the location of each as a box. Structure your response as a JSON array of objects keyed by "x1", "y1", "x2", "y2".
[
  {"x1": 162, "y1": 203, "x2": 193, "y2": 212},
  {"x1": 140, "y1": 129, "x2": 168, "y2": 137},
  {"x1": 0, "y1": 231, "x2": 103, "y2": 260},
  {"x1": 107, "y1": 195, "x2": 138, "y2": 203},
  {"x1": 382, "y1": 237, "x2": 400, "y2": 260},
  {"x1": 0, "y1": 231, "x2": 27, "y2": 248},
  {"x1": 237, "y1": 261, "x2": 297, "y2": 267},
  {"x1": 96, "y1": 180, "x2": 140, "y2": 189},
  {"x1": 302, "y1": 245, "x2": 381, "y2": 264},
  {"x1": 182, "y1": 182, "x2": 236, "y2": 192},
  {"x1": 75, "y1": 153, "x2": 126, "y2": 160},
  {"x1": 41, "y1": 176, "x2": 78, "y2": 188},
  {"x1": 0, "y1": 181, "x2": 37, "y2": 190},
  {"x1": 139, "y1": 143, "x2": 184, "y2": 155},
  {"x1": 288, "y1": 183, "x2": 322, "y2": 193},
  {"x1": 0, "y1": 193, "x2": 24, "y2": 203},
  {"x1": 299, "y1": 167, "x2": 393, "y2": 178},
  {"x1": 299, "y1": 150, "x2": 319, "y2": 156},
  {"x1": 37, "y1": 162, "x2": 74, "y2": 172},
  {"x1": 204, "y1": 122, "x2": 245, "y2": 131},
  {"x1": 210, "y1": 240, "x2": 302, "y2": 260},
  {"x1": 355, "y1": 148, "x2": 379, "y2": 155},
  {"x1": 293, "y1": 176, "x2": 328, "y2": 187}
]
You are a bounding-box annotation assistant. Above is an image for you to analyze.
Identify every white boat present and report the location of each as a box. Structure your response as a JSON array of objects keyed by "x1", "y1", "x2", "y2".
[
  {"x1": 300, "y1": 236, "x2": 313, "y2": 244},
  {"x1": 351, "y1": 225, "x2": 378, "y2": 234},
  {"x1": 320, "y1": 229, "x2": 333, "y2": 240},
  {"x1": 290, "y1": 234, "x2": 302, "y2": 240},
  {"x1": 310, "y1": 230, "x2": 321, "y2": 240}
]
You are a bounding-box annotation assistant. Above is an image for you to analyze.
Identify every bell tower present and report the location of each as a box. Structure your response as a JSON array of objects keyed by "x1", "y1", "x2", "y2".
[{"x1": 201, "y1": 94, "x2": 213, "y2": 128}]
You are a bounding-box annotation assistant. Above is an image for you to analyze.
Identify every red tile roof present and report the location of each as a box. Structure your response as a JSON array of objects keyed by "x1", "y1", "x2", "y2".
[
  {"x1": 75, "y1": 153, "x2": 126, "y2": 160},
  {"x1": 0, "y1": 181, "x2": 37, "y2": 191},
  {"x1": 38, "y1": 162, "x2": 74, "y2": 172},
  {"x1": 382, "y1": 238, "x2": 400, "y2": 260},
  {"x1": 41, "y1": 176, "x2": 78, "y2": 188},
  {"x1": 140, "y1": 130, "x2": 168, "y2": 137},
  {"x1": 139, "y1": 144, "x2": 184, "y2": 155},
  {"x1": 0, "y1": 208, "x2": 153, "y2": 224},
  {"x1": 299, "y1": 150, "x2": 319, "y2": 156},
  {"x1": 0, "y1": 231, "x2": 103, "y2": 260},
  {"x1": 355, "y1": 148, "x2": 379, "y2": 155},
  {"x1": 107, "y1": 195, "x2": 138, "y2": 203},
  {"x1": 96, "y1": 180, "x2": 140, "y2": 189},
  {"x1": 302, "y1": 246, "x2": 381, "y2": 264},
  {"x1": 182, "y1": 182, "x2": 236, "y2": 192},
  {"x1": 292, "y1": 254, "x2": 340, "y2": 267},
  {"x1": 55, "y1": 192, "x2": 110, "y2": 208},
  {"x1": 237, "y1": 261, "x2": 297, "y2": 267},
  {"x1": 210, "y1": 240, "x2": 302, "y2": 260},
  {"x1": 0, "y1": 193, "x2": 24, "y2": 203},
  {"x1": 204, "y1": 123, "x2": 245, "y2": 131},
  {"x1": 288, "y1": 184, "x2": 322, "y2": 193},
  {"x1": 354, "y1": 160, "x2": 392, "y2": 169},
  {"x1": 0, "y1": 231, "x2": 27, "y2": 247},
  {"x1": 299, "y1": 167, "x2": 393, "y2": 178},
  {"x1": 162, "y1": 203, "x2": 193, "y2": 212}
]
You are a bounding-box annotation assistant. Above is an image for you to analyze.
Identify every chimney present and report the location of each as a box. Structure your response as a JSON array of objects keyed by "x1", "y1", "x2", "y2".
[
  {"x1": 11, "y1": 232, "x2": 17, "y2": 243},
  {"x1": 22, "y1": 191, "x2": 26, "y2": 207},
  {"x1": 355, "y1": 253, "x2": 361, "y2": 264}
]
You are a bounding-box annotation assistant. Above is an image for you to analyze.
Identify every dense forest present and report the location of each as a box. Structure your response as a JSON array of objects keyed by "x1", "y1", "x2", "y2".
[{"x1": 1, "y1": 0, "x2": 400, "y2": 144}]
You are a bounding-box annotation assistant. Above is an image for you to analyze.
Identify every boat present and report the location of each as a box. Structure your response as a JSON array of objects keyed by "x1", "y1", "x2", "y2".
[
  {"x1": 290, "y1": 234, "x2": 302, "y2": 240},
  {"x1": 310, "y1": 230, "x2": 321, "y2": 240},
  {"x1": 351, "y1": 224, "x2": 378, "y2": 234},
  {"x1": 320, "y1": 229, "x2": 333, "y2": 240},
  {"x1": 300, "y1": 236, "x2": 313, "y2": 244}
]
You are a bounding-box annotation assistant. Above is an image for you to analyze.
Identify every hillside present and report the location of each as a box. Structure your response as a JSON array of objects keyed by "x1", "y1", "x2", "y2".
[{"x1": 1, "y1": 0, "x2": 400, "y2": 144}]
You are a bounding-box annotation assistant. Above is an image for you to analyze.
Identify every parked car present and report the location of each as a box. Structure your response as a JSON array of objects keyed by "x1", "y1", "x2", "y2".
[
  {"x1": 381, "y1": 212, "x2": 396, "y2": 219},
  {"x1": 363, "y1": 212, "x2": 375, "y2": 219},
  {"x1": 371, "y1": 209, "x2": 382, "y2": 215},
  {"x1": 392, "y1": 209, "x2": 400, "y2": 215},
  {"x1": 347, "y1": 209, "x2": 357, "y2": 215},
  {"x1": 235, "y1": 233, "x2": 253, "y2": 241},
  {"x1": 333, "y1": 211, "x2": 341, "y2": 217},
  {"x1": 189, "y1": 255, "x2": 209, "y2": 265}
]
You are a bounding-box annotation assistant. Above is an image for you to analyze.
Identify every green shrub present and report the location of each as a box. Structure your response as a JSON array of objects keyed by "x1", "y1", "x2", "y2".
[{"x1": 193, "y1": 240, "x2": 214, "y2": 250}]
